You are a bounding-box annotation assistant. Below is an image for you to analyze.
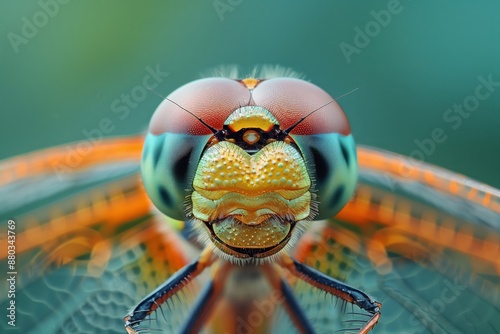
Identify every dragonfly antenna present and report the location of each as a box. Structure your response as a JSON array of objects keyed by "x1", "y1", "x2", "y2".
[
  {"x1": 146, "y1": 86, "x2": 219, "y2": 134},
  {"x1": 284, "y1": 87, "x2": 359, "y2": 134}
]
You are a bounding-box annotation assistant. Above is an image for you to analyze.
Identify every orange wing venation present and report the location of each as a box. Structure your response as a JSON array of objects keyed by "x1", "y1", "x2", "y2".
[
  {"x1": 357, "y1": 145, "x2": 500, "y2": 215},
  {"x1": 2, "y1": 137, "x2": 499, "y2": 333},
  {"x1": 338, "y1": 184, "x2": 500, "y2": 276},
  {"x1": 0, "y1": 174, "x2": 148, "y2": 258},
  {"x1": 294, "y1": 198, "x2": 500, "y2": 333},
  {"x1": 0, "y1": 136, "x2": 193, "y2": 333},
  {"x1": 355, "y1": 146, "x2": 500, "y2": 277},
  {"x1": 0, "y1": 135, "x2": 144, "y2": 187},
  {"x1": 294, "y1": 148, "x2": 500, "y2": 333}
]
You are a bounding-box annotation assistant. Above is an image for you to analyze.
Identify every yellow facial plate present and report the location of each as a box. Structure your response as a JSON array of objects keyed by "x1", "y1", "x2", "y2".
[{"x1": 193, "y1": 141, "x2": 310, "y2": 201}]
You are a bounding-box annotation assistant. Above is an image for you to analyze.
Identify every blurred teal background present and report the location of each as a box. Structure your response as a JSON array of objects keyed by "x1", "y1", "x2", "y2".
[{"x1": 1, "y1": 0, "x2": 499, "y2": 187}]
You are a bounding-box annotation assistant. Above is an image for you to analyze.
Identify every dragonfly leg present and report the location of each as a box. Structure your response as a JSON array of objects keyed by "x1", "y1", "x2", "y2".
[
  {"x1": 279, "y1": 254, "x2": 381, "y2": 334},
  {"x1": 124, "y1": 247, "x2": 215, "y2": 333}
]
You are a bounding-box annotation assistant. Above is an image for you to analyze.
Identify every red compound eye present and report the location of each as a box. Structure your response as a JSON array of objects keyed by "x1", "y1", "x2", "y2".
[
  {"x1": 251, "y1": 78, "x2": 351, "y2": 136},
  {"x1": 149, "y1": 78, "x2": 251, "y2": 136},
  {"x1": 148, "y1": 77, "x2": 351, "y2": 137}
]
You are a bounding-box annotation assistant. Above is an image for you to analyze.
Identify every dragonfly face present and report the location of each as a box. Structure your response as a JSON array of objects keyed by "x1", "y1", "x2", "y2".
[
  {"x1": 141, "y1": 77, "x2": 358, "y2": 260},
  {"x1": 1, "y1": 68, "x2": 499, "y2": 334}
]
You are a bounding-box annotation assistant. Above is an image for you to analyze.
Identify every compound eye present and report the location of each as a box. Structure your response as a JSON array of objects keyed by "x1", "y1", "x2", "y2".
[
  {"x1": 252, "y1": 78, "x2": 351, "y2": 135},
  {"x1": 149, "y1": 78, "x2": 250, "y2": 136}
]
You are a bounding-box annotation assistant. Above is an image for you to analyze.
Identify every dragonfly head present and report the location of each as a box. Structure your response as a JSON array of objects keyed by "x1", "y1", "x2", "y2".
[
  {"x1": 191, "y1": 106, "x2": 313, "y2": 259},
  {"x1": 141, "y1": 74, "x2": 358, "y2": 262}
]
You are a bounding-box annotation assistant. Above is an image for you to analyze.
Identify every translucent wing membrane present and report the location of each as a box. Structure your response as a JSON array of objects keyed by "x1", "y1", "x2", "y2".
[
  {"x1": 0, "y1": 136, "x2": 144, "y2": 187},
  {"x1": 293, "y1": 145, "x2": 500, "y2": 334},
  {"x1": 0, "y1": 137, "x2": 191, "y2": 333},
  {"x1": 356, "y1": 146, "x2": 500, "y2": 221},
  {"x1": 1, "y1": 138, "x2": 499, "y2": 333}
]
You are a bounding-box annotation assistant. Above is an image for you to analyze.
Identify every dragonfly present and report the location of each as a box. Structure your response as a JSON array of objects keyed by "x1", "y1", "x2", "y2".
[{"x1": 1, "y1": 68, "x2": 499, "y2": 334}]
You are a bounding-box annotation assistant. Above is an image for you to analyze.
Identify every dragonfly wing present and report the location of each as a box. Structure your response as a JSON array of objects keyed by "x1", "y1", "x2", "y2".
[
  {"x1": 0, "y1": 137, "x2": 194, "y2": 334},
  {"x1": 292, "y1": 145, "x2": 500, "y2": 334},
  {"x1": 3, "y1": 139, "x2": 498, "y2": 333}
]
